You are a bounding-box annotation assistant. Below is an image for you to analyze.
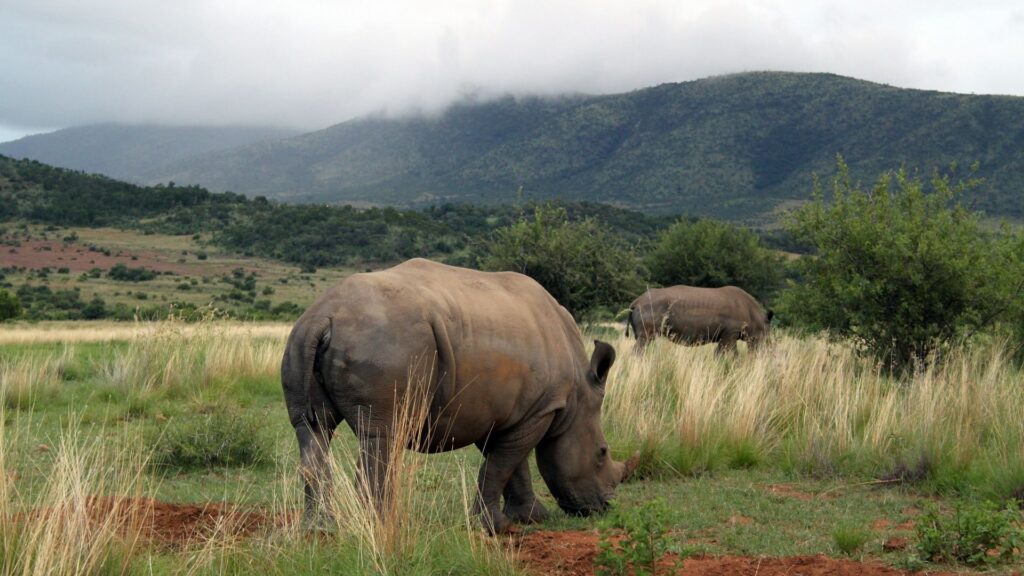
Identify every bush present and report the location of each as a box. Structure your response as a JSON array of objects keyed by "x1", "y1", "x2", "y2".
[
  {"x1": 779, "y1": 158, "x2": 1024, "y2": 371},
  {"x1": 916, "y1": 501, "x2": 1024, "y2": 566},
  {"x1": 0, "y1": 289, "x2": 20, "y2": 321},
  {"x1": 481, "y1": 204, "x2": 646, "y2": 319},
  {"x1": 107, "y1": 263, "x2": 157, "y2": 282},
  {"x1": 152, "y1": 410, "x2": 268, "y2": 470},
  {"x1": 595, "y1": 499, "x2": 673, "y2": 576},
  {"x1": 645, "y1": 218, "x2": 784, "y2": 302},
  {"x1": 81, "y1": 296, "x2": 107, "y2": 320}
]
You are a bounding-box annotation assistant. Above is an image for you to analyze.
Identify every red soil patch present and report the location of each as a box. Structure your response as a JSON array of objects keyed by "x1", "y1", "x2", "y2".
[
  {"x1": 727, "y1": 514, "x2": 752, "y2": 526},
  {"x1": 883, "y1": 536, "x2": 909, "y2": 552},
  {"x1": 873, "y1": 517, "x2": 916, "y2": 532},
  {"x1": 872, "y1": 518, "x2": 892, "y2": 530},
  {"x1": 106, "y1": 497, "x2": 276, "y2": 545},
  {"x1": 763, "y1": 483, "x2": 825, "y2": 501},
  {"x1": 0, "y1": 239, "x2": 224, "y2": 276},
  {"x1": 514, "y1": 530, "x2": 958, "y2": 576},
  {"x1": 30, "y1": 497, "x2": 279, "y2": 548}
]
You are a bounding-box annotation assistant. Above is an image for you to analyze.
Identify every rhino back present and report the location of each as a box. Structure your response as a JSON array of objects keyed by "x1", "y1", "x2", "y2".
[
  {"x1": 635, "y1": 285, "x2": 763, "y2": 333},
  {"x1": 311, "y1": 259, "x2": 586, "y2": 448}
]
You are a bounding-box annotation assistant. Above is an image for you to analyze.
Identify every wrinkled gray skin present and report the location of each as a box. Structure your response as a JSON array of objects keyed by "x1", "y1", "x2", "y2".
[
  {"x1": 626, "y1": 285, "x2": 773, "y2": 355},
  {"x1": 282, "y1": 258, "x2": 634, "y2": 533}
]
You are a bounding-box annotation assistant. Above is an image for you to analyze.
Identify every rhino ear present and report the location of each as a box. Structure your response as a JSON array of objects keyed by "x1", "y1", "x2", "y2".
[{"x1": 589, "y1": 340, "x2": 616, "y2": 388}]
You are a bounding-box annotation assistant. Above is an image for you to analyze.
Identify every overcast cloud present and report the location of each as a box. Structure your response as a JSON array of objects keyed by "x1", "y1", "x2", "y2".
[{"x1": 1, "y1": 0, "x2": 1022, "y2": 140}]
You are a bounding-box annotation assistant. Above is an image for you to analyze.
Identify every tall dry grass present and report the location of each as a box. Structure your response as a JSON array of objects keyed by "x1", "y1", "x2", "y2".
[
  {"x1": 300, "y1": 358, "x2": 517, "y2": 575},
  {"x1": 175, "y1": 358, "x2": 521, "y2": 576},
  {"x1": 2, "y1": 321, "x2": 521, "y2": 575},
  {"x1": 0, "y1": 345, "x2": 74, "y2": 410},
  {"x1": 92, "y1": 320, "x2": 287, "y2": 404},
  {"x1": 0, "y1": 321, "x2": 292, "y2": 346},
  {"x1": 0, "y1": 412, "x2": 150, "y2": 576},
  {"x1": 602, "y1": 332, "x2": 1024, "y2": 494}
]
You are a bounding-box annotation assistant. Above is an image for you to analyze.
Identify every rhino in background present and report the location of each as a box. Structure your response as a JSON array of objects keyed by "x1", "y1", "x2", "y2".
[
  {"x1": 282, "y1": 258, "x2": 637, "y2": 533},
  {"x1": 625, "y1": 285, "x2": 773, "y2": 355}
]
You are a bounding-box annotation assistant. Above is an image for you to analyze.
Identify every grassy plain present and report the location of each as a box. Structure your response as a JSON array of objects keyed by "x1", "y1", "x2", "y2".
[
  {"x1": 1, "y1": 321, "x2": 1021, "y2": 574},
  {"x1": 1, "y1": 224, "x2": 355, "y2": 315}
]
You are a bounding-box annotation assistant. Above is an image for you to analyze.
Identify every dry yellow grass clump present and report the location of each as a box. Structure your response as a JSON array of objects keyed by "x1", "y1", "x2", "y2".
[
  {"x1": 0, "y1": 320, "x2": 291, "y2": 345},
  {"x1": 602, "y1": 332, "x2": 1024, "y2": 489}
]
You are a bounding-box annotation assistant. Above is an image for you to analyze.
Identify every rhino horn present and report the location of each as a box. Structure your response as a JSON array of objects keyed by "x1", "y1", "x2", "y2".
[{"x1": 618, "y1": 451, "x2": 641, "y2": 483}]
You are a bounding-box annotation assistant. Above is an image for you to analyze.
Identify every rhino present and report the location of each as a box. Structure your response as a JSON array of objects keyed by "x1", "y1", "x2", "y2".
[
  {"x1": 282, "y1": 258, "x2": 636, "y2": 533},
  {"x1": 625, "y1": 285, "x2": 773, "y2": 355}
]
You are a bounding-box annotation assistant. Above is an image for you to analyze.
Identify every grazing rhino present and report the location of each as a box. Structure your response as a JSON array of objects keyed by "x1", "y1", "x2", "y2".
[
  {"x1": 625, "y1": 285, "x2": 773, "y2": 355},
  {"x1": 282, "y1": 258, "x2": 636, "y2": 533}
]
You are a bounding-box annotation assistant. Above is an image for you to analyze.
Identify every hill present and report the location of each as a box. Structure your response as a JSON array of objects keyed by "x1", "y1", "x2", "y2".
[
  {"x1": 0, "y1": 154, "x2": 675, "y2": 270},
  {"x1": 0, "y1": 124, "x2": 300, "y2": 183},
  {"x1": 146, "y1": 72, "x2": 1024, "y2": 220}
]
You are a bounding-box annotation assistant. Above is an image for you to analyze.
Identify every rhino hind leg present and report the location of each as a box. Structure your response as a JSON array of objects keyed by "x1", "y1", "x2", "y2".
[
  {"x1": 354, "y1": 423, "x2": 396, "y2": 515},
  {"x1": 297, "y1": 418, "x2": 339, "y2": 531},
  {"x1": 631, "y1": 336, "x2": 651, "y2": 356},
  {"x1": 501, "y1": 457, "x2": 549, "y2": 524}
]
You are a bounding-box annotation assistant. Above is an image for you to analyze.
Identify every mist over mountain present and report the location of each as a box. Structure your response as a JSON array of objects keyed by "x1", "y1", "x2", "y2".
[
  {"x1": 0, "y1": 124, "x2": 301, "y2": 184},
  {"x1": 5, "y1": 72, "x2": 1024, "y2": 220}
]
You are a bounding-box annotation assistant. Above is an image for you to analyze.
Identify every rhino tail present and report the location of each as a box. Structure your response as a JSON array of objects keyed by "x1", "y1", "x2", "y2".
[
  {"x1": 282, "y1": 315, "x2": 333, "y2": 427},
  {"x1": 624, "y1": 307, "x2": 633, "y2": 338}
]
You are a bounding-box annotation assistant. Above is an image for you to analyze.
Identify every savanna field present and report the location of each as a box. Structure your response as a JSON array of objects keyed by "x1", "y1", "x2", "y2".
[{"x1": 3, "y1": 319, "x2": 1023, "y2": 575}]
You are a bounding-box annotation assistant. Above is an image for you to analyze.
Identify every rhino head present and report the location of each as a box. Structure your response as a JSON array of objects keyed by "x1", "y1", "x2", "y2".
[{"x1": 536, "y1": 340, "x2": 638, "y2": 516}]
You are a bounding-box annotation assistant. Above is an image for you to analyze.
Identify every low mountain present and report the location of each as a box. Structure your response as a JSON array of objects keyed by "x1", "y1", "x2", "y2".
[
  {"x1": 148, "y1": 72, "x2": 1024, "y2": 220},
  {"x1": 0, "y1": 124, "x2": 300, "y2": 183}
]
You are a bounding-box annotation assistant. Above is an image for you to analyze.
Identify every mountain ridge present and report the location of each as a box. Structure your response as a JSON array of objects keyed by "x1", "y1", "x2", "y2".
[
  {"x1": 0, "y1": 123, "x2": 301, "y2": 184},
  {"x1": 143, "y1": 71, "x2": 1024, "y2": 219},
  {"x1": 4, "y1": 72, "x2": 1023, "y2": 220}
]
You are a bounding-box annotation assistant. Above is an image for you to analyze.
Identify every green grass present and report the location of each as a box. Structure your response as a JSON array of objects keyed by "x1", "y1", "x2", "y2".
[
  {"x1": 3, "y1": 322, "x2": 1023, "y2": 574},
  {"x1": 1, "y1": 224, "x2": 355, "y2": 319}
]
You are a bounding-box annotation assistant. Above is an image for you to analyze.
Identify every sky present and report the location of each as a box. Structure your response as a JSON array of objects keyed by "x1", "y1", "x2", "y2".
[{"x1": 1, "y1": 0, "x2": 1022, "y2": 141}]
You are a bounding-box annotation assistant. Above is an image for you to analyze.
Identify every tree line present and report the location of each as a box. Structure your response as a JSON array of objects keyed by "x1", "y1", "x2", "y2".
[{"x1": 3, "y1": 154, "x2": 1023, "y2": 371}]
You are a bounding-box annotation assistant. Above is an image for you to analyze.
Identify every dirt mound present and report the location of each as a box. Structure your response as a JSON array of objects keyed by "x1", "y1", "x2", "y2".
[
  {"x1": 515, "y1": 530, "x2": 957, "y2": 576},
  {"x1": 83, "y1": 496, "x2": 277, "y2": 547}
]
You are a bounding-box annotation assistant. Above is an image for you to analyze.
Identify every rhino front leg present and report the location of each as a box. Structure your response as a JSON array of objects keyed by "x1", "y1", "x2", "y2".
[
  {"x1": 475, "y1": 419, "x2": 552, "y2": 534},
  {"x1": 716, "y1": 333, "x2": 740, "y2": 356},
  {"x1": 501, "y1": 457, "x2": 549, "y2": 524}
]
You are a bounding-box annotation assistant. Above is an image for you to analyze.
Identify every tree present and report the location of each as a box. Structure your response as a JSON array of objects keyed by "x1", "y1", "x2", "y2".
[
  {"x1": 779, "y1": 158, "x2": 1024, "y2": 370},
  {"x1": 0, "y1": 289, "x2": 20, "y2": 322},
  {"x1": 481, "y1": 204, "x2": 646, "y2": 319},
  {"x1": 645, "y1": 218, "x2": 784, "y2": 302},
  {"x1": 81, "y1": 296, "x2": 107, "y2": 320}
]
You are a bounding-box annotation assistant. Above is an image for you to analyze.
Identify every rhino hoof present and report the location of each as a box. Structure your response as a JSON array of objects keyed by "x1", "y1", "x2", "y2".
[
  {"x1": 301, "y1": 512, "x2": 337, "y2": 534},
  {"x1": 504, "y1": 501, "x2": 550, "y2": 524}
]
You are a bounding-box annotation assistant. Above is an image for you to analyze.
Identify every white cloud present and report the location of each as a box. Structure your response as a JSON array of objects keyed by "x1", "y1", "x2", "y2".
[{"x1": 1, "y1": 0, "x2": 1022, "y2": 135}]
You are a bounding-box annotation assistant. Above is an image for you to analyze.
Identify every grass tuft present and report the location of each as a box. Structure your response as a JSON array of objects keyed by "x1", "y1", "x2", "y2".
[{"x1": 151, "y1": 408, "x2": 269, "y2": 470}]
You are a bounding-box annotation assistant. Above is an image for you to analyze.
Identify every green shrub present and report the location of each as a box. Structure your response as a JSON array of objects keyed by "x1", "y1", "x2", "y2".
[
  {"x1": 151, "y1": 410, "x2": 269, "y2": 470},
  {"x1": 916, "y1": 501, "x2": 1024, "y2": 566},
  {"x1": 107, "y1": 263, "x2": 157, "y2": 282},
  {"x1": 780, "y1": 158, "x2": 1024, "y2": 371},
  {"x1": 646, "y1": 218, "x2": 784, "y2": 301},
  {"x1": 0, "y1": 289, "x2": 20, "y2": 321},
  {"x1": 595, "y1": 499, "x2": 673, "y2": 576},
  {"x1": 481, "y1": 204, "x2": 646, "y2": 319}
]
